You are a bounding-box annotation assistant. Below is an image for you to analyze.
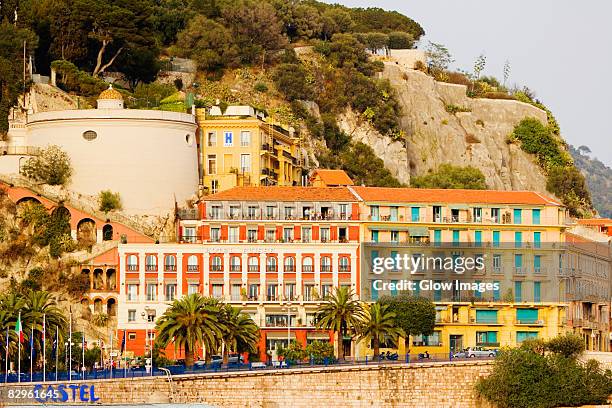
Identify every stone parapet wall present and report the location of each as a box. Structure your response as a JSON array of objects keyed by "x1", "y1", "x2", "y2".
[{"x1": 0, "y1": 361, "x2": 494, "y2": 407}]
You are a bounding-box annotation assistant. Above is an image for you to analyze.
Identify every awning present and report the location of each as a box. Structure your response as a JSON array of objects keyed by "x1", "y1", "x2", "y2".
[
  {"x1": 408, "y1": 227, "x2": 429, "y2": 237},
  {"x1": 266, "y1": 332, "x2": 296, "y2": 340},
  {"x1": 306, "y1": 332, "x2": 330, "y2": 340},
  {"x1": 369, "y1": 226, "x2": 412, "y2": 231},
  {"x1": 449, "y1": 204, "x2": 469, "y2": 210}
]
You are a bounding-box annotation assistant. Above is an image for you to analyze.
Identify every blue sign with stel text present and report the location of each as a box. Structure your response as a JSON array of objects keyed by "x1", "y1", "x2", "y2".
[{"x1": 33, "y1": 384, "x2": 100, "y2": 404}]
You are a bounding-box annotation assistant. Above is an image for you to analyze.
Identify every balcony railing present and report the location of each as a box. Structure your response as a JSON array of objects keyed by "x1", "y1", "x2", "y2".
[
  {"x1": 229, "y1": 265, "x2": 241, "y2": 272},
  {"x1": 476, "y1": 342, "x2": 500, "y2": 347},
  {"x1": 164, "y1": 265, "x2": 177, "y2": 272},
  {"x1": 186, "y1": 265, "x2": 199, "y2": 272},
  {"x1": 145, "y1": 265, "x2": 157, "y2": 272},
  {"x1": 302, "y1": 265, "x2": 314, "y2": 272},
  {"x1": 320, "y1": 265, "x2": 332, "y2": 272},
  {"x1": 339, "y1": 266, "x2": 350, "y2": 272},
  {"x1": 210, "y1": 265, "x2": 223, "y2": 272},
  {"x1": 284, "y1": 266, "x2": 296, "y2": 272},
  {"x1": 515, "y1": 319, "x2": 545, "y2": 325},
  {"x1": 206, "y1": 211, "x2": 352, "y2": 221},
  {"x1": 126, "y1": 265, "x2": 138, "y2": 271},
  {"x1": 248, "y1": 265, "x2": 259, "y2": 272}
]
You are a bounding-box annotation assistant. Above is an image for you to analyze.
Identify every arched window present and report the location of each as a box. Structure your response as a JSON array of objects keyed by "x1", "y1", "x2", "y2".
[
  {"x1": 145, "y1": 255, "x2": 157, "y2": 271},
  {"x1": 230, "y1": 256, "x2": 241, "y2": 271},
  {"x1": 211, "y1": 256, "x2": 222, "y2": 271},
  {"x1": 284, "y1": 257, "x2": 295, "y2": 272},
  {"x1": 127, "y1": 255, "x2": 138, "y2": 271},
  {"x1": 302, "y1": 257, "x2": 313, "y2": 272},
  {"x1": 102, "y1": 224, "x2": 113, "y2": 241},
  {"x1": 187, "y1": 255, "x2": 198, "y2": 272},
  {"x1": 321, "y1": 256, "x2": 331, "y2": 272},
  {"x1": 339, "y1": 257, "x2": 350, "y2": 272},
  {"x1": 266, "y1": 257, "x2": 277, "y2": 272},
  {"x1": 248, "y1": 256, "x2": 259, "y2": 272},
  {"x1": 164, "y1": 255, "x2": 177, "y2": 271}
]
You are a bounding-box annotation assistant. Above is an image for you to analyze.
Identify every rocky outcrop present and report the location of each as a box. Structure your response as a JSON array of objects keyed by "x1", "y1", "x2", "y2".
[{"x1": 366, "y1": 63, "x2": 552, "y2": 192}]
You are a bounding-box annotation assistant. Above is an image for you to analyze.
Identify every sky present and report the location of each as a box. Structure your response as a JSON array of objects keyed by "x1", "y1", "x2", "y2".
[{"x1": 323, "y1": 0, "x2": 612, "y2": 167}]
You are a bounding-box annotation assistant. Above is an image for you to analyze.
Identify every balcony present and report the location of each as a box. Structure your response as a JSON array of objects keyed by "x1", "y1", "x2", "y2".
[
  {"x1": 515, "y1": 319, "x2": 545, "y2": 326},
  {"x1": 145, "y1": 265, "x2": 157, "y2": 272},
  {"x1": 177, "y1": 208, "x2": 200, "y2": 220},
  {"x1": 164, "y1": 265, "x2": 177, "y2": 272},
  {"x1": 126, "y1": 265, "x2": 138, "y2": 272},
  {"x1": 284, "y1": 266, "x2": 296, "y2": 272},
  {"x1": 186, "y1": 265, "x2": 199, "y2": 272},
  {"x1": 339, "y1": 266, "x2": 350, "y2": 272},
  {"x1": 302, "y1": 265, "x2": 314, "y2": 272},
  {"x1": 266, "y1": 266, "x2": 278, "y2": 272},
  {"x1": 320, "y1": 265, "x2": 332, "y2": 272},
  {"x1": 210, "y1": 265, "x2": 223, "y2": 272},
  {"x1": 248, "y1": 265, "x2": 259, "y2": 272},
  {"x1": 229, "y1": 265, "x2": 241, "y2": 272}
]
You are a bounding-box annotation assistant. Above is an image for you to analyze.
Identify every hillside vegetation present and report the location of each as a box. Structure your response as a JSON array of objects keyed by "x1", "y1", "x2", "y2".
[
  {"x1": 569, "y1": 145, "x2": 612, "y2": 217},
  {"x1": 0, "y1": 0, "x2": 599, "y2": 214}
]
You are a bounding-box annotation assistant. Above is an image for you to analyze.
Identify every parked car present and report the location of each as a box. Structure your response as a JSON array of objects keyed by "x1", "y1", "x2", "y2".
[{"x1": 453, "y1": 347, "x2": 497, "y2": 358}]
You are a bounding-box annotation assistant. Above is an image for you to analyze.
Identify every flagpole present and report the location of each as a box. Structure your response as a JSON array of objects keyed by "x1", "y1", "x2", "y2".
[
  {"x1": 81, "y1": 334, "x2": 85, "y2": 378},
  {"x1": 17, "y1": 311, "x2": 21, "y2": 383},
  {"x1": 42, "y1": 314, "x2": 46, "y2": 383},
  {"x1": 54, "y1": 329, "x2": 58, "y2": 381},
  {"x1": 123, "y1": 330, "x2": 127, "y2": 378},
  {"x1": 30, "y1": 327, "x2": 33, "y2": 382},
  {"x1": 4, "y1": 327, "x2": 9, "y2": 383},
  {"x1": 68, "y1": 311, "x2": 72, "y2": 382},
  {"x1": 109, "y1": 331, "x2": 113, "y2": 379}
]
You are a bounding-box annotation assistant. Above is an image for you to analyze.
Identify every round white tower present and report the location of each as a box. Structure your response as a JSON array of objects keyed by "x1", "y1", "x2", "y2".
[{"x1": 96, "y1": 85, "x2": 124, "y2": 109}]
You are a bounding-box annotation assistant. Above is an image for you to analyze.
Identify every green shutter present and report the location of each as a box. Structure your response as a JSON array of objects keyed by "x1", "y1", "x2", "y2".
[{"x1": 516, "y1": 308, "x2": 538, "y2": 323}]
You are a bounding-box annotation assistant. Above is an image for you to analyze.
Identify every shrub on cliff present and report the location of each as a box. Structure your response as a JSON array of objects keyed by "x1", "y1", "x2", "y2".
[
  {"x1": 22, "y1": 145, "x2": 73, "y2": 186},
  {"x1": 98, "y1": 190, "x2": 122, "y2": 213},
  {"x1": 412, "y1": 164, "x2": 486, "y2": 189}
]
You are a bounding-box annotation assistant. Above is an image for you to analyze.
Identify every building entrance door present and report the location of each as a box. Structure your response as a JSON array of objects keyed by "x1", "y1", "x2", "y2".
[{"x1": 450, "y1": 335, "x2": 463, "y2": 353}]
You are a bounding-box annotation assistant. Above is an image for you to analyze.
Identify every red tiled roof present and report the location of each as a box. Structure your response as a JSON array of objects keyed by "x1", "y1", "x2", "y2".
[
  {"x1": 311, "y1": 169, "x2": 354, "y2": 186},
  {"x1": 350, "y1": 186, "x2": 563, "y2": 206},
  {"x1": 577, "y1": 218, "x2": 612, "y2": 226},
  {"x1": 205, "y1": 186, "x2": 357, "y2": 202}
]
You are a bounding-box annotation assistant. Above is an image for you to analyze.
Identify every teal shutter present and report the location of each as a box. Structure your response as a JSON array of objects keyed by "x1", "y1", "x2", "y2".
[
  {"x1": 515, "y1": 254, "x2": 523, "y2": 268},
  {"x1": 515, "y1": 231, "x2": 522, "y2": 248},
  {"x1": 493, "y1": 231, "x2": 500, "y2": 247},
  {"x1": 514, "y1": 281, "x2": 522, "y2": 302},
  {"x1": 371, "y1": 231, "x2": 379, "y2": 242},
  {"x1": 434, "y1": 281, "x2": 442, "y2": 301},
  {"x1": 434, "y1": 230, "x2": 442, "y2": 246},
  {"x1": 493, "y1": 281, "x2": 500, "y2": 301},
  {"x1": 516, "y1": 308, "x2": 538, "y2": 323},
  {"x1": 474, "y1": 280, "x2": 481, "y2": 299},
  {"x1": 371, "y1": 250, "x2": 379, "y2": 270},
  {"x1": 414, "y1": 280, "x2": 421, "y2": 297},
  {"x1": 534, "y1": 282, "x2": 541, "y2": 302},
  {"x1": 532, "y1": 209, "x2": 541, "y2": 225},
  {"x1": 476, "y1": 310, "x2": 498, "y2": 324},
  {"x1": 391, "y1": 280, "x2": 398, "y2": 296},
  {"x1": 534, "y1": 255, "x2": 541, "y2": 273},
  {"x1": 534, "y1": 232, "x2": 541, "y2": 248},
  {"x1": 390, "y1": 251, "x2": 398, "y2": 270},
  {"x1": 517, "y1": 331, "x2": 538, "y2": 342},
  {"x1": 411, "y1": 207, "x2": 419, "y2": 222},
  {"x1": 452, "y1": 230, "x2": 460, "y2": 246},
  {"x1": 475, "y1": 231, "x2": 482, "y2": 247},
  {"x1": 371, "y1": 281, "x2": 379, "y2": 301},
  {"x1": 514, "y1": 209, "x2": 522, "y2": 224}
]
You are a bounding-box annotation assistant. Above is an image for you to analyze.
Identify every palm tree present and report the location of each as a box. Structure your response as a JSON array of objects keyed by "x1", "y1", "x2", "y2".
[
  {"x1": 315, "y1": 287, "x2": 365, "y2": 360},
  {"x1": 220, "y1": 305, "x2": 259, "y2": 363},
  {"x1": 23, "y1": 290, "x2": 68, "y2": 365},
  {"x1": 155, "y1": 294, "x2": 224, "y2": 368},
  {"x1": 357, "y1": 303, "x2": 404, "y2": 358}
]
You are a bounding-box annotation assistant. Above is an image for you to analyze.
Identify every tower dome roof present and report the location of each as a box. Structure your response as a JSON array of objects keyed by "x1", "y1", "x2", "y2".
[{"x1": 98, "y1": 84, "x2": 123, "y2": 100}]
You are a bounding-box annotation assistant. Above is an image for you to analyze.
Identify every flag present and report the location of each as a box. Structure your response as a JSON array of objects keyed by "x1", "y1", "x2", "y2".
[
  {"x1": 120, "y1": 330, "x2": 126, "y2": 354},
  {"x1": 30, "y1": 328, "x2": 35, "y2": 362},
  {"x1": 51, "y1": 331, "x2": 57, "y2": 360},
  {"x1": 15, "y1": 313, "x2": 23, "y2": 343}
]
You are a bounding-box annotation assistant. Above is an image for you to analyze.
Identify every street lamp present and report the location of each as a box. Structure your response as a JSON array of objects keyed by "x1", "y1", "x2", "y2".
[
  {"x1": 142, "y1": 308, "x2": 154, "y2": 376},
  {"x1": 282, "y1": 303, "x2": 299, "y2": 346}
]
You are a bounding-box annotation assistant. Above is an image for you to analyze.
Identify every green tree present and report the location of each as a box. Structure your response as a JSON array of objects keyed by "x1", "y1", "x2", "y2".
[
  {"x1": 221, "y1": 0, "x2": 287, "y2": 66},
  {"x1": 22, "y1": 145, "x2": 73, "y2": 186},
  {"x1": 98, "y1": 190, "x2": 122, "y2": 213},
  {"x1": 411, "y1": 164, "x2": 487, "y2": 189},
  {"x1": 155, "y1": 293, "x2": 223, "y2": 368},
  {"x1": 174, "y1": 15, "x2": 237, "y2": 72},
  {"x1": 320, "y1": 8, "x2": 354, "y2": 40},
  {"x1": 272, "y1": 63, "x2": 312, "y2": 101},
  {"x1": 277, "y1": 340, "x2": 307, "y2": 363},
  {"x1": 377, "y1": 295, "x2": 436, "y2": 338},
  {"x1": 388, "y1": 31, "x2": 414, "y2": 49},
  {"x1": 335, "y1": 142, "x2": 403, "y2": 187},
  {"x1": 360, "y1": 32, "x2": 389, "y2": 53},
  {"x1": 304, "y1": 340, "x2": 335, "y2": 364},
  {"x1": 219, "y1": 305, "x2": 259, "y2": 363},
  {"x1": 545, "y1": 333, "x2": 584, "y2": 358},
  {"x1": 546, "y1": 166, "x2": 592, "y2": 217},
  {"x1": 314, "y1": 287, "x2": 365, "y2": 360},
  {"x1": 357, "y1": 303, "x2": 404, "y2": 357},
  {"x1": 426, "y1": 41, "x2": 453, "y2": 72},
  {"x1": 0, "y1": 22, "x2": 37, "y2": 137},
  {"x1": 115, "y1": 47, "x2": 160, "y2": 88}
]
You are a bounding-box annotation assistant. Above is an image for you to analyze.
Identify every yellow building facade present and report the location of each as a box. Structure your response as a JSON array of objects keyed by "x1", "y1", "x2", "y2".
[{"x1": 196, "y1": 106, "x2": 303, "y2": 193}]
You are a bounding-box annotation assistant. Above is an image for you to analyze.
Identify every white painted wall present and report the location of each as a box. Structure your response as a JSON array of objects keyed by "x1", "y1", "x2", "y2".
[{"x1": 24, "y1": 109, "x2": 198, "y2": 215}]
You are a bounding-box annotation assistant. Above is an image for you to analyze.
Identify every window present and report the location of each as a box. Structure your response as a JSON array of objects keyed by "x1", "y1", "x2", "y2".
[
  {"x1": 320, "y1": 228, "x2": 330, "y2": 242},
  {"x1": 517, "y1": 331, "x2": 538, "y2": 343},
  {"x1": 452, "y1": 230, "x2": 460, "y2": 246},
  {"x1": 515, "y1": 231, "x2": 522, "y2": 248},
  {"x1": 493, "y1": 254, "x2": 501, "y2": 273},
  {"x1": 188, "y1": 283, "x2": 199, "y2": 295},
  {"x1": 390, "y1": 230, "x2": 399, "y2": 242},
  {"x1": 127, "y1": 310, "x2": 136, "y2": 322},
  {"x1": 266, "y1": 257, "x2": 277, "y2": 272},
  {"x1": 472, "y1": 207, "x2": 482, "y2": 222},
  {"x1": 390, "y1": 206, "x2": 399, "y2": 221},
  {"x1": 266, "y1": 284, "x2": 277, "y2": 301},
  {"x1": 164, "y1": 255, "x2": 176, "y2": 272},
  {"x1": 493, "y1": 281, "x2": 500, "y2": 301},
  {"x1": 230, "y1": 256, "x2": 241, "y2": 272},
  {"x1": 265, "y1": 229, "x2": 275, "y2": 242},
  {"x1": 433, "y1": 206, "x2": 442, "y2": 222},
  {"x1": 207, "y1": 155, "x2": 217, "y2": 174},
  {"x1": 240, "y1": 154, "x2": 251, "y2": 172},
  {"x1": 304, "y1": 284, "x2": 315, "y2": 301},
  {"x1": 240, "y1": 130, "x2": 250, "y2": 147},
  {"x1": 187, "y1": 255, "x2": 198, "y2": 272},
  {"x1": 228, "y1": 206, "x2": 239, "y2": 218},
  {"x1": 265, "y1": 314, "x2": 295, "y2": 327},
  {"x1": 534, "y1": 255, "x2": 541, "y2": 274},
  {"x1": 532, "y1": 209, "x2": 541, "y2": 225},
  {"x1": 183, "y1": 227, "x2": 196, "y2": 243},
  {"x1": 223, "y1": 131, "x2": 233, "y2": 146},
  {"x1": 284, "y1": 206, "x2": 295, "y2": 219},
  {"x1": 516, "y1": 308, "x2": 538, "y2": 324},
  {"x1": 476, "y1": 310, "x2": 498, "y2": 324},
  {"x1": 207, "y1": 131, "x2": 216, "y2": 146},
  {"x1": 248, "y1": 284, "x2": 259, "y2": 301},
  {"x1": 302, "y1": 227, "x2": 311, "y2": 243},
  {"x1": 474, "y1": 231, "x2": 482, "y2": 247},
  {"x1": 82, "y1": 130, "x2": 97, "y2": 141},
  {"x1": 433, "y1": 230, "x2": 441, "y2": 246},
  {"x1": 266, "y1": 206, "x2": 275, "y2": 219},
  {"x1": 231, "y1": 284, "x2": 241, "y2": 301},
  {"x1": 339, "y1": 204, "x2": 348, "y2": 219},
  {"x1": 533, "y1": 282, "x2": 541, "y2": 303},
  {"x1": 285, "y1": 283, "x2": 296, "y2": 301},
  {"x1": 248, "y1": 256, "x2": 258, "y2": 272},
  {"x1": 514, "y1": 281, "x2": 522, "y2": 302},
  {"x1": 210, "y1": 227, "x2": 220, "y2": 242},
  {"x1": 283, "y1": 227, "x2": 293, "y2": 242},
  {"x1": 371, "y1": 230, "x2": 379, "y2": 242},
  {"x1": 247, "y1": 228, "x2": 257, "y2": 243},
  {"x1": 247, "y1": 206, "x2": 257, "y2": 219},
  {"x1": 492, "y1": 231, "x2": 500, "y2": 248},
  {"x1": 370, "y1": 206, "x2": 379, "y2": 221},
  {"x1": 146, "y1": 283, "x2": 157, "y2": 301},
  {"x1": 321, "y1": 256, "x2": 331, "y2": 272},
  {"x1": 513, "y1": 209, "x2": 522, "y2": 224},
  {"x1": 211, "y1": 180, "x2": 219, "y2": 194},
  {"x1": 127, "y1": 284, "x2": 138, "y2": 301},
  {"x1": 211, "y1": 256, "x2": 222, "y2": 271},
  {"x1": 212, "y1": 284, "x2": 223, "y2": 299},
  {"x1": 165, "y1": 284, "x2": 176, "y2": 301},
  {"x1": 412, "y1": 331, "x2": 441, "y2": 346},
  {"x1": 302, "y1": 257, "x2": 313, "y2": 272},
  {"x1": 410, "y1": 207, "x2": 419, "y2": 222},
  {"x1": 321, "y1": 284, "x2": 332, "y2": 297},
  {"x1": 476, "y1": 331, "x2": 498, "y2": 346},
  {"x1": 533, "y1": 232, "x2": 541, "y2": 248},
  {"x1": 284, "y1": 257, "x2": 295, "y2": 272},
  {"x1": 210, "y1": 206, "x2": 222, "y2": 219},
  {"x1": 128, "y1": 333, "x2": 136, "y2": 341},
  {"x1": 127, "y1": 255, "x2": 138, "y2": 271},
  {"x1": 491, "y1": 208, "x2": 500, "y2": 223},
  {"x1": 228, "y1": 227, "x2": 239, "y2": 243},
  {"x1": 370, "y1": 250, "x2": 379, "y2": 271},
  {"x1": 514, "y1": 254, "x2": 523, "y2": 273},
  {"x1": 339, "y1": 257, "x2": 350, "y2": 272}
]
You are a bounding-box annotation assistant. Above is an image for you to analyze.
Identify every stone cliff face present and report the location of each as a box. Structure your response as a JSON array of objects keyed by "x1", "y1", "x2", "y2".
[{"x1": 338, "y1": 63, "x2": 552, "y2": 192}]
